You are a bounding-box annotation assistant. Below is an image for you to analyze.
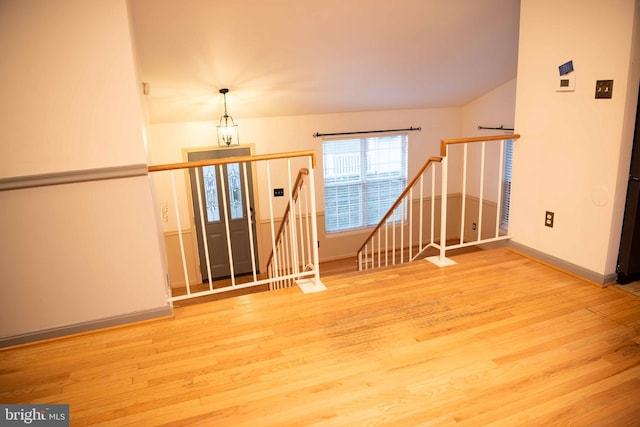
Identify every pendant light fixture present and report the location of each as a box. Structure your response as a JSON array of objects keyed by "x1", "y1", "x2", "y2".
[{"x1": 217, "y1": 88, "x2": 239, "y2": 146}]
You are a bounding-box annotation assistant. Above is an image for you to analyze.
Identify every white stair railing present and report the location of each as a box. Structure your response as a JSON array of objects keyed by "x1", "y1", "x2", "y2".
[
  {"x1": 429, "y1": 134, "x2": 520, "y2": 266},
  {"x1": 357, "y1": 157, "x2": 442, "y2": 271},
  {"x1": 357, "y1": 134, "x2": 520, "y2": 271},
  {"x1": 148, "y1": 150, "x2": 324, "y2": 303},
  {"x1": 266, "y1": 167, "x2": 314, "y2": 290}
]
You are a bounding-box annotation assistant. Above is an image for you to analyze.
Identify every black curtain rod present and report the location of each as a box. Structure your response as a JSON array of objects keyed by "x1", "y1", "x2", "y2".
[
  {"x1": 313, "y1": 126, "x2": 421, "y2": 138},
  {"x1": 478, "y1": 125, "x2": 514, "y2": 132}
]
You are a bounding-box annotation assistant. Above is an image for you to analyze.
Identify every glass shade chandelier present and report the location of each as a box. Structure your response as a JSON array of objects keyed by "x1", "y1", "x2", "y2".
[{"x1": 217, "y1": 88, "x2": 239, "y2": 146}]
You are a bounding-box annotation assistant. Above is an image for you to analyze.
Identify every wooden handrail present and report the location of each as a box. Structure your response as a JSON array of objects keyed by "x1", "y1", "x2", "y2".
[
  {"x1": 440, "y1": 134, "x2": 520, "y2": 156},
  {"x1": 148, "y1": 150, "x2": 316, "y2": 173},
  {"x1": 266, "y1": 168, "x2": 310, "y2": 269},
  {"x1": 357, "y1": 156, "x2": 441, "y2": 255}
]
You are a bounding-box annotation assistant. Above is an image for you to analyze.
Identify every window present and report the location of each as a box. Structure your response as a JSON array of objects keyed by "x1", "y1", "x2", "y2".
[
  {"x1": 500, "y1": 139, "x2": 514, "y2": 231},
  {"x1": 322, "y1": 134, "x2": 408, "y2": 233},
  {"x1": 202, "y1": 163, "x2": 244, "y2": 221},
  {"x1": 202, "y1": 165, "x2": 220, "y2": 222}
]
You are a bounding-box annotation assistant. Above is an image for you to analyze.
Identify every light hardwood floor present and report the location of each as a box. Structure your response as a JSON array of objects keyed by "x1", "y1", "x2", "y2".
[{"x1": 2, "y1": 248, "x2": 640, "y2": 426}]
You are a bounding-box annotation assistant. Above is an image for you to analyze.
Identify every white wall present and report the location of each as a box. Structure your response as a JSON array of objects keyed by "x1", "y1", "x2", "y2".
[
  {"x1": 460, "y1": 78, "x2": 518, "y2": 201},
  {"x1": 149, "y1": 107, "x2": 462, "y2": 262},
  {"x1": 0, "y1": 177, "x2": 169, "y2": 338},
  {"x1": 462, "y1": 79, "x2": 517, "y2": 137},
  {"x1": 511, "y1": 0, "x2": 639, "y2": 280},
  {"x1": 0, "y1": 0, "x2": 148, "y2": 177},
  {"x1": 0, "y1": 0, "x2": 169, "y2": 342},
  {"x1": 150, "y1": 107, "x2": 462, "y2": 229}
]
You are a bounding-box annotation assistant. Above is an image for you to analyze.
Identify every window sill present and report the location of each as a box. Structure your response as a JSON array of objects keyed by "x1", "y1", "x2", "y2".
[{"x1": 324, "y1": 226, "x2": 375, "y2": 238}]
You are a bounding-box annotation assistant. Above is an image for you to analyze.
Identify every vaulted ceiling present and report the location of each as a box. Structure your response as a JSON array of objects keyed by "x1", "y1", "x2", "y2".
[{"x1": 128, "y1": 0, "x2": 520, "y2": 123}]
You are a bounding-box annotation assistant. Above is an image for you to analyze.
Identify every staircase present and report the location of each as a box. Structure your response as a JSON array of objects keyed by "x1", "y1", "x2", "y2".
[
  {"x1": 357, "y1": 134, "x2": 520, "y2": 271},
  {"x1": 148, "y1": 150, "x2": 324, "y2": 303}
]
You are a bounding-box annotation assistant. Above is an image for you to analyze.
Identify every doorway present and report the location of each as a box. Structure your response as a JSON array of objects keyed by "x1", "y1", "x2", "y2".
[{"x1": 188, "y1": 147, "x2": 259, "y2": 281}]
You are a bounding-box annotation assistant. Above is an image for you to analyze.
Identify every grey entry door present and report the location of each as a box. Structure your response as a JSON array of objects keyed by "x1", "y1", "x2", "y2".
[{"x1": 188, "y1": 148, "x2": 259, "y2": 280}]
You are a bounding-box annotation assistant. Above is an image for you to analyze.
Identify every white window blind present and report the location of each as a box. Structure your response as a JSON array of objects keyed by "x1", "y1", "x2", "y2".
[
  {"x1": 500, "y1": 139, "x2": 514, "y2": 230},
  {"x1": 323, "y1": 134, "x2": 408, "y2": 233}
]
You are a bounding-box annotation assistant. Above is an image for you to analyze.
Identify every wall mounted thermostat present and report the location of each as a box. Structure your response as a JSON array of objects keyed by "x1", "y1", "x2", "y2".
[
  {"x1": 557, "y1": 60, "x2": 575, "y2": 92},
  {"x1": 559, "y1": 60, "x2": 574, "y2": 76},
  {"x1": 556, "y1": 74, "x2": 575, "y2": 92}
]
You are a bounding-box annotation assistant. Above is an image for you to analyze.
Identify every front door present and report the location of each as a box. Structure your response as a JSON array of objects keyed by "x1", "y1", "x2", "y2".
[{"x1": 188, "y1": 148, "x2": 259, "y2": 280}]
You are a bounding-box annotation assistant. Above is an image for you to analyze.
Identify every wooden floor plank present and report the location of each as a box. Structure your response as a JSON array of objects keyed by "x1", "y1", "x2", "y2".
[{"x1": 2, "y1": 248, "x2": 640, "y2": 426}]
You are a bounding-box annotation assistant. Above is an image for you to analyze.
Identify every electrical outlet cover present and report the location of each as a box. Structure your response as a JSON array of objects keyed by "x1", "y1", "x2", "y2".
[{"x1": 545, "y1": 211, "x2": 554, "y2": 228}]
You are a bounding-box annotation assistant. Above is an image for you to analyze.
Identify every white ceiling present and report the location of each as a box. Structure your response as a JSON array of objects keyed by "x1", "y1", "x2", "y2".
[{"x1": 128, "y1": 0, "x2": 520, "y2": 123}]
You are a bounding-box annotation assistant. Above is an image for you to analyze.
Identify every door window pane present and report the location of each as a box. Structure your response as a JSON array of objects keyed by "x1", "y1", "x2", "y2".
[
  {"x1": 227, "y1": 163, "x2": 244, "y2": 219},
  {"x1": 202, "y1": 166, "x2": 220, "y2": 222}
]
